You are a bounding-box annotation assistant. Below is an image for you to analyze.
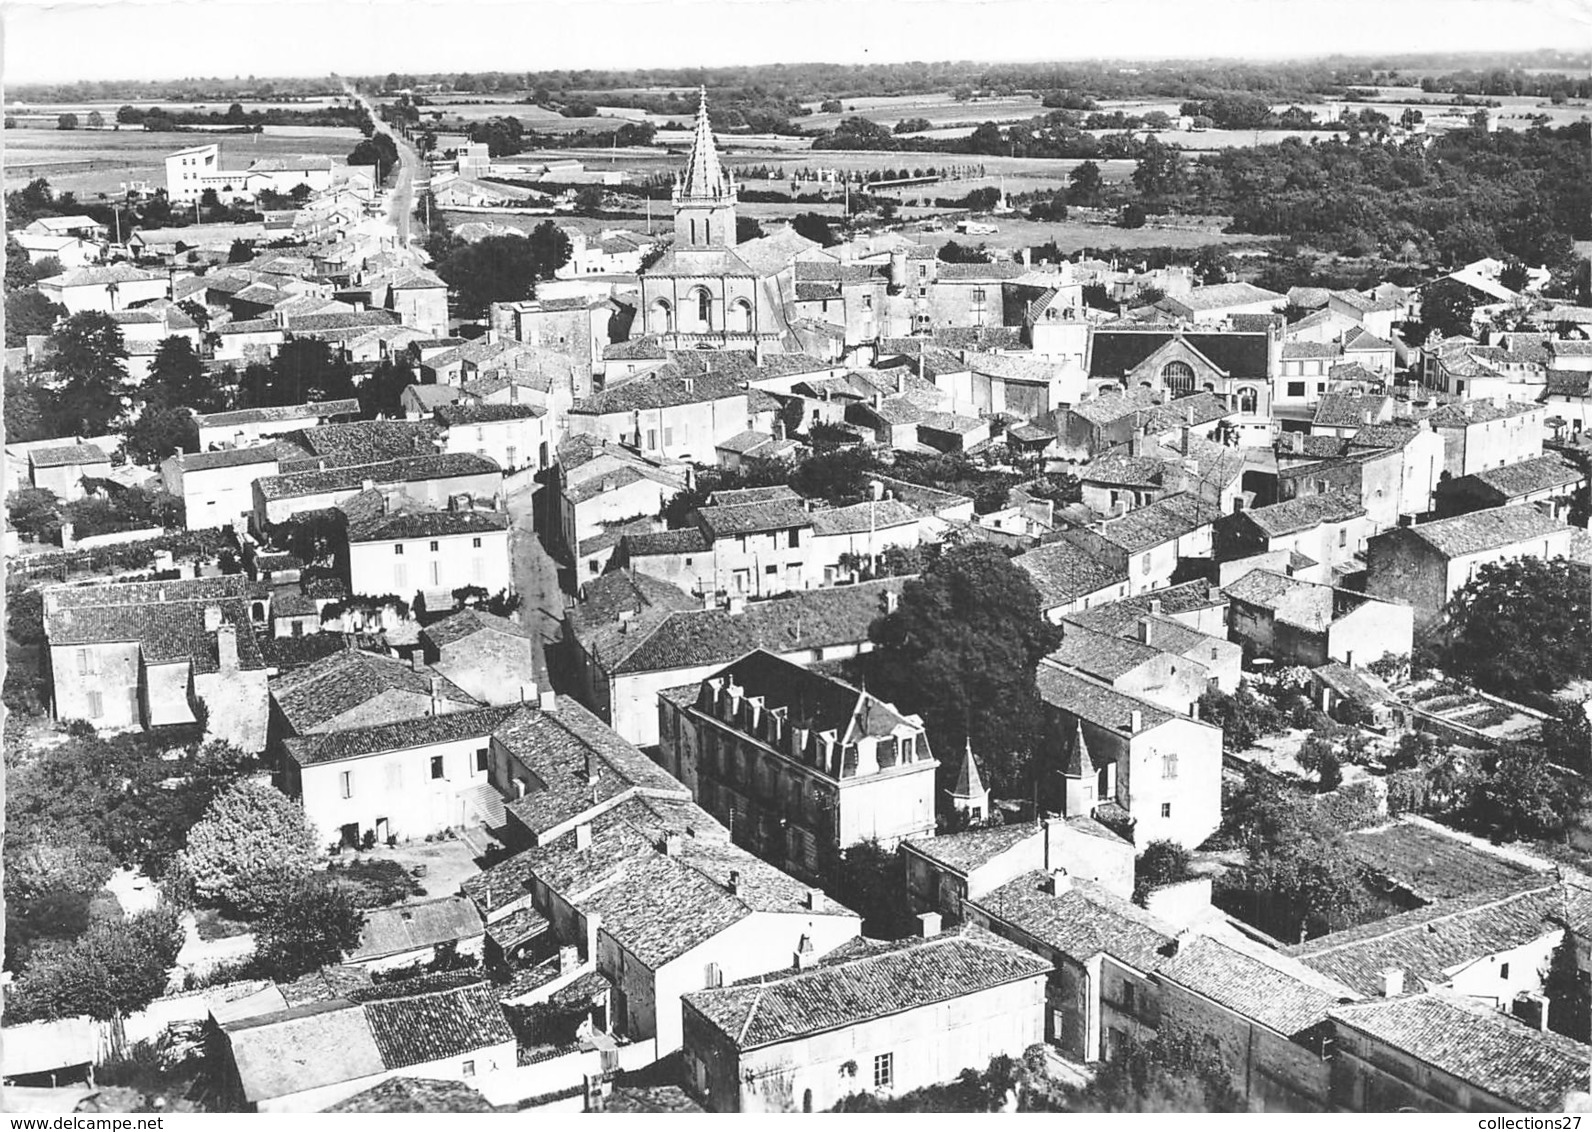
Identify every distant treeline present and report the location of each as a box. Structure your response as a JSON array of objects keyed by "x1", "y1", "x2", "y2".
[{"x1": 113, "y1": 103, "x2": 367, "y2": 131}]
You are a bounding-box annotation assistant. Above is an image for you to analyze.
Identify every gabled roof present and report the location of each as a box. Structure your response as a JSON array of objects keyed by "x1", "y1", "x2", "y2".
[
  {"x1": 1036, "y1": 662, "x2": 1176, "y2": 737},
  {"x1": 1048, "y1": 622, "x2": 1165, "y2": 682},
  {"x1": 1388, "y1": 505, "x2": 1568, "y2": 559},
  {"x1": 970, "y1": 870, "x2": 1176, "y2": 971},
  {"x1": 1090, "y1": 492, "x2": 1215, "y2": 553},
  {"x1": 1157, "y1": 931, "x2": 1358, "y2": 1037},
  {"x1": 1240, "y1": 491, "x2": 1364, "y2": 537},
  {"x1": 349, "y1": 896, "x2": 485, "y2": 963},
  {"x1": 29, "y1": 443, "x2": 109, "y2": 468},
  {"x1": 39, "y1": 263, "x2": 163, "y2": 289},
  {"x1": 696, "y1": 498, "x2": 812, "y2": 539},
  {"x1": 420, "y1": 607, "x2": 533, "y2": 652},
  {"x1": 1328, "y1": 993, "x2": 1592, "y2": 1111},
  {"x1": 684, "y1": 925, "x2": 1050, "y2": 1050},
  {"x1": 1452, "y1": 452, "x2": 1584, "y2": 501},
  {"x1": 902, "y1": 822, "x2": 1040, "y2": 877},
  {"x1": 193, "y1": 399, "x2": 360, "y2": 429},
  {"x1": 1014, "y1": 540, "x2": 1127, "y2": 610},
  {"x1": 270, "y1": 648, "x2": 479, "y2": 734},
  {"x1": 1165, "y1": 282, "x2": 1284, "y2": 312},
  {"x1": 571, "y1": 363, "x2": 747, "y2": 415}
]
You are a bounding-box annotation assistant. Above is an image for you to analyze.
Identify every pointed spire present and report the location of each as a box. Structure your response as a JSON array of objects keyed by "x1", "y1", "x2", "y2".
[
  {"x1": 953, "y1": 738, "x2": 985, "y2": 799},
  {"x1": 680, "y1": 85, "x2": 731, "y2": 202},
  {"x1": 1062, "y1": 721, "x2": 1095, "y2": 779}
]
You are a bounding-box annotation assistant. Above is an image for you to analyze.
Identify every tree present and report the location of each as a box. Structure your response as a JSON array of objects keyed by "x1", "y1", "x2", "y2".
[
  {"x1": 252, "y1": 879, "x2": 364, "y2": 981},
  {"x1": 228, "y1": 239, "x2": 255, "y2": 264},
  {"x1": 8, "y1": 486, "x2": 63, "y2": 542},
  {"x1": 830, "y1": 839, "x2": 913, "y2": 939},
  {"x1": 52, "y1": 311, "x2": 131, "y2": 435},
  {"x1": 1133, "y1": 839, "x2": 1193, "y2": 903},
  {"x1": 6, "y1": 906, "x2": 184, "y2": 1022},
  {"x1": 1067, "y1": 160, "x2": 1103, "y2": 205},
  {"x1": 1117, "y1": 202, "x2": 1147, "y2": 229},
  {"x1": 1471, "y1": 743, "x2": 1578, "y2": 841},
  {"x1": 180, "y1": 780, "x2": 318, "y2": 919},
  {"x1": 573, "y1": 186, "x2": 606, "y2": 213},
  {"x1": 819, "y1": 99, "x2": 843, "y2": 113},
  {"x1": 1440, "y1": 557, "x2": 1591, "y2": 704},
  {"x1": 790, "y1": 212, "x2": 839, "y2": 247},
  {"x1": 357, "y1": 359, "x2": 416, "y2": 419},
  {"x1": 436, "y1": 229, "x2": 568, "y2": 318},
  {"x1": 85, "y1": 110, "x2": 105, "y2": 129},
  {"x1": 1419, "y1": 277, "x2": 1478, "y2": 339},
  {"x1": 1131, "y1": 137, "x2": 1185, "y2": 199},
  {"x1": 5, "y1": 288, "x2": 68, "y2": 347},
  {"x1": 1499, "y1": 258, "x2": 1531, "y2": 294},
  {"x1": 124, "y1": 404, "x2": 198, "y2": 466},
  {"x1": 736, "y1": 217, "x2": 766, "y2": 243},
  {"x1": 1071, "y1": 1027, "x2": 1243, "y2": 1113},
  {"x1": 1196, "y1": 686, "x2": 1285, "y2": 751},
  {"x1": 867, "y1": 544, "x2": 1062, "y2": 797},
  {"x1": 266, "y1": 338, "x2": 356, "y2": 406},
  {"x1": 57, "y1": 113, "x2": 79, "y2": 130},
  {"x1": 143, "y1": 335, "x2": 222, "y2": 412},
  {"x1": 347, "y1": 133, "x2": 399, "y2": 182}
]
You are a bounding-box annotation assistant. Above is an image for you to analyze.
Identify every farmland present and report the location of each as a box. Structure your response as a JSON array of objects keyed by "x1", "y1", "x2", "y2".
[{"x1": 2, "y1": 125, "x2": 361, "y2": 198}]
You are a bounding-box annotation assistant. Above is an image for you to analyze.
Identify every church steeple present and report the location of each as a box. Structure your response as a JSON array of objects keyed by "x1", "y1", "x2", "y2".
[{"x1": 672, "y1": 87, "x2": 737, "y2": 249}]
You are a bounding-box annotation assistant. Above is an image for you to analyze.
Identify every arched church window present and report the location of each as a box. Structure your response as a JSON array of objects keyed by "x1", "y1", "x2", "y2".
[
  {"x1": 1162, "y1": 360, "x2": 1197, "y2": 396},
  {"x1": 729, "y1": 299, "x2": 752, "y2": 334},
  {"x1": 649, "y1": 299, "x2": 672, "y2": 334},
  {"x1": 696, "y1": 289, "x2": 713, "y2": 329},
  {"x1": 1237, "y1": 386, "x2": 1259, "y2": 414}
]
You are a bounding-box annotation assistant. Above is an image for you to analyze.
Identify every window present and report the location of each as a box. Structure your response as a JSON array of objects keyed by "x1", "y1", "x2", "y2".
[
  {"x1": 476, "y1": 748, "x2": 490, "y2": 773},
  {"x1": 1141, "y1": 553, "x2": 1152, "y2": 575},
  {"x1": 789, "y1": 529, "x2": 801, "y2": 549},
  {"x1": 1500, "y1": 962, "x2": 1510, "y2": 979},
  {"x1": 1287, "y1": 381, "x2": 1306, "y2": 398},
  {"x1": 1162, "y1": 753, "x2": 1178, "y2": 779},
  {"x1": 431, "y1": 755, "x2": 445, "y2": 780},
  {"x1": 647, "y1": 429, "x2": 657, "y2": 450},
  {"x1": 76, "y1": 648, "x2": 91, "y2": 676},
  {"x1": 394, "y1": 544, "x2": 405, "y2": 555},
  {"x1": 86, "y1": 689, "x2": 104, "y2": 719},
  {"x1": 429, "y1": 540, "x2": 439, "y2": 552},
  {"x1": 697, "y1": 289, "x2": 711, "y2": 325},
  {"x1": 1122, "y1": 981, "x2": 1137, "y2": 1013},
  {"x1": 873, "y1": 1053, "x2": 894, "y2": 1089},
  {"x1": 972, "y1": 288, "x2": 986, "y2": 304},
  {"x1": 1160, "y1": 802, "x2": 1172, "y2": 819},
  {"x1": 462, "y1": 1060, "x2": 475, "y2": 1077},
  {"x1": 1339, "y1": 528, "x2": 1348, "y2": 548},
  {"x1": 340, "y1": 770, "x2": 352, "y2": 799},
  {"x1": 918, "y1": 264, "x2": 927, "y2": 278},
  {"x1": 506, "y1": 447, "x2": 517, "y2": 467},
  {"x1": 765, "y1": 564, "x2": 777, "y2": 575},
  {"x1": 1210, "y1": 646, "x2": 1219, "y2": 660},
  {"x1": 862, "y1": 294, "x2": 873, "y2": 311},
  {"x1": 472, "y1": 537, "x2": 482, "y2": 549},
  {"x1": 663, "y1": 427, "x2": 674, "y2": 447},
  {"x1": 1162, "y1": 360, "x2": 1196, "y2": 396}
]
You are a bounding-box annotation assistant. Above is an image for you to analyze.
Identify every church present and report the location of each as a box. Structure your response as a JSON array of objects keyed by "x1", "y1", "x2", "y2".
[{"x1": 638, "y1": 90, "x2": 804, "y2": 353}]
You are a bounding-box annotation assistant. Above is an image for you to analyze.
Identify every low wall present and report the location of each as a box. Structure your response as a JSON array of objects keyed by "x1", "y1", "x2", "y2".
[{"x1": 71, "y1": 527, "x2": 168, "y2": 551}]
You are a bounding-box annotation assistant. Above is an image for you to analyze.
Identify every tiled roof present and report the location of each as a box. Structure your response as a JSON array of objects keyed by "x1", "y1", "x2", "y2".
[
  {"x1": 295, "y1": 420, "x2": 441, "y2": 462},
  {"x1": 1393, "y1": 505, "x2": 1568, "y2": 559},
  {"x1": 697, "y1": 498, "x2": 812, "y2": 539},
  {"x1": 1081, "y1": 453, "x2": 1174, "y2": 489},
  {"x1": 349, "y1": 896, "x2": 485, "y2": 963},
  {"x1": 1350, "y1": 422, "x2": 1425, "y2": 451},
  {"x1": 40, "y1": 263, "x2": 163, "y2": 288},
  {"x1": 1221, "y1": 569, "x2": 1339, "y2": 631},
  {"x1": 902, "y1": 822, "x2": 1040, "y2": 876},
  {"x1": 434, "y1": 403, "x2": 543, "y2": 426},
  {"x1": 1069, "y1": 388, "x2": 1157, "y2": 426},
  {"x1": 1036, "y1": 662, "x2": 1175, "y2": 736},
  {"x1": 1289, "y1": 881, "x2": 1574, "y2": 997},
  {"x1": 325, "y1": 1077, "x2": 496, "y2": 1113},
  {"x1": 1059, "y1": 580, "x2": 1224, "y2": 631},
  {"x1": 809, "y1": 499, "x2": 919, "y2": 536},
  {"x1": 1049, "y1": 622, "x2": 1164, "y2": 681},
  {"x1": 1313, "y1": 394, "x2": 1390, "y2": 429},
  {"x1": 363, "y1": 982, "x2": 513, "y2": 1070},
  {"x1": 256, "y1": 453, "x2": 500, "y2": 501},
  {"x1": 284, "y1": 704, "x2": 519, "y2": 766},
  {"x1": 684, "y1": 925, "x2": 1050, "y2": 1050},
  {"x1": 1241, "y1": 491, "x2": 1364, "y2": 537},
  {"x1": 1283, "y1": 341, "x2": 1343, "y2": 359},
  {"x1": 171, "y1": 447, "x2": 280, "y2": 474},
  {"x1": 1546, "y1": 369, "x2": 1592, "y2": 397},
  {"x1": 1014, "y1": 541, "x2": 1127, "y2": 609},
  {"x1": 1168, "y1": 282, "x2": 1284, "y2": 312},
  {"x1": 193, "y1": 399, "x2": 360, "y2": 429},
  {"x1": 29, "y1": 443, "x2": 109, "y2": 468},
  {"x1": 1328, "y1": 993, "x2": 1592, "y2": 1110},
  {"x1": 971, "y1": 871, "x2": 1176, "y2": 971},
  {"x1": 1091, "y1": 492, "x2": 1215, "y2": 553},
  {"x1": 571, "y1": 364, "x2": 747, "y2": 415},
  {"x1": 622, "y1": 526, "x2": 710, "y2": 557},
  {"x1": 1342, "y1": 820, "x2": 1546, "y2": 903},
  {"x1": 344, "y1": 502, "x2": 509, "y2": 543},
  {"x1": 1156, "y1": 932, "x2": 1357, "y2": 1037},
  {"x1": 604, "y1": 336, "x2": 669, "y2": 361},
  {"x1": 420, "y1": 607, "x2": 532, "y2": 652},
  {"x1": 45, "y1": 578, "x2": 267, "y2": 673},
  {"x1": 692, "y1": 648, "x2": 919, "y2": 746},
  {"x1": 1459, "y1": 453, "x2": 1583, "y2": 500},
  {"x1": 1427, "y1": 399, "x2": 1543, "y2": 428},
  {"x1": 287, "y1": 310, "x2": 404, "y2": 333},
  {"x1": 270, "y1": 648, "x2": 479, "y2": 733}
]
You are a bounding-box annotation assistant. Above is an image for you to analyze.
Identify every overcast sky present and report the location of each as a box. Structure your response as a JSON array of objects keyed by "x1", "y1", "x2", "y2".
[{"x1": 4, "y1": 0, "x2": 1586, "y2": 85}]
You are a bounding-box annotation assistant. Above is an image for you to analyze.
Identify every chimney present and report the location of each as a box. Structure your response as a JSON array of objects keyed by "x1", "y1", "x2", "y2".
[
  {"x1": 871, "y1": 392, "x2": 881, "y2": 410},
  {"x1": 539, "y1": 687, "x2": 557, "y2": 712},
  {"x1": 429, "y1": 675, "x2": 443, "y2": 714},
  {"x1": 917, "y1": 911, "x2": 942, "y2": 938},
  {"x1": 1512, "y1": 991, "x2": 1550, "y2": 1032},
  {"x1": 1149, "y1": 597, "x2": 1163, "y2": 615},
  {"x1": 559, "y1": 943, "x2": 581, "y2": 972},
  {"x1": 362, "y1": 477, "x2": 375, "y2": 493},
  {"x1": 1180, "y1": 425, "x2": 1192, "y2": 457},
  {"x1": 575, "y1": 822, "x2": 592, "y2": 850},
  {"x1": 1046, "y1": 869, "x2": 1071, "y2": 896},
  {"x1": 1137, "y1": 618, "x2": 1153, "y2": 645},
  {"x1": 203, "y1": 605, "x2": 223, "y2": 632},
  {"x1": 662, "y1": 832, "x2": 683, "y2": 857},
  {"x1": 1129, "y1": 709, "x2": 1142, "y2": 733},
  {"x1": 794, "y1": 932, "x2": 817, "y2": 969},
  {"x1": 727, "y1": 869, "x2": 741, "y2": 895},
  {"x1": 410, "y1": 651, "x2": 423, "y2": 671},
  {"x1": 1022, "y1": 246, "x2": 1031, "y2": 269},
  {"x1": 1129, "y1": 431, "x2": 1144, "y2": 458},
  {"x1": 215, "y1": 624, "x2": 238, "y2": 670},
  {"x1": 583, "y1": 1074, "x2": 607, "y2": 1114},
  {"x1": 1381, "y1": 967, "x2": 1404, "y2": 998},
  {"x1": 804, "y1": 888, "x2": 823, "y2": 911},
  {"x1": 727, "y1": 594, "x2": 746, "y2": 616}
]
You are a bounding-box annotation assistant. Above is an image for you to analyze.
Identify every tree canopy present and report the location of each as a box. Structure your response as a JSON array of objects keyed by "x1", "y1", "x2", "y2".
[
  {"x1": 52, "y1": 311, "x2": 132, "y2": 435},
  {"x1": 1439, "y1": 556, "x2": 1592, "y2": 705},
  {"x1": 866, "y1": 543, "x2": 1062, "y2": 798},
  {"x1": 434, "y1": 225, "x2": 571, "y2": 318},
  {"x1": 181, "y1": 780, "x2": 318, "y2": 919}
]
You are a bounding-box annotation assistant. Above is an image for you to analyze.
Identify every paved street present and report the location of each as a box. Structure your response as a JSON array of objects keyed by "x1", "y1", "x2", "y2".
[{"x1": 506, "y1": 485, "x2": 569, "y2": 688}]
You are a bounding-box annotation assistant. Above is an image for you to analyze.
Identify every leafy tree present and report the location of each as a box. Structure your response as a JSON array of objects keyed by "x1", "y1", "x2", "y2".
[
  {"x1": 1070, "y1": 1027, "x2": 1243, "y2": 1113},
  {"x1": 818, "y1": 99, "x2": 843, "y2": 114},
  {"x1": 1196, "y1": 686, "x2": 1285, "y2": 751},
  {"x1": 1419, "y1": 277, "x2": 1478, "y2": 339},
  {"x1": 227, "y1": 239, "x2": 255, "y2": 264},
  {"x1": 1440, "y1": 557, "x2": 1591, "y2": 704},
  {"x1": 4, "y1": 367, "x2": 58, "y2": 442},
  {"x1": 1027, "y1": 192, "x2": 1069, "y2": 222},
  {"x1": 124, "y1": 404, "x2": 198, "y2": 466},
  {"x1": 252, "y1": 878, "x2": 364, "y2": 981},
  {"x1": 1118, "y1": 202, "x2": 1147, "y2": 229},
  {"x1": 790, "y1": 211, "x2": 839, "y2": 247},
  {"x1": 8, "y1": 486, "x2": 63, "y2": 542},
  {"x1": 867, "y1": 543, "x2": 1062, "y2": 797},
  {"x1": 436, "y1": 227, "x2": 569, "y2": 318},
  {"x1": 357, "y1": 359, "x2": 417, "y2": 419},
  {"x1": 1543, "y1": 933, "x2": 1591, "y2": 1043},
  {"x1": 1130, "y1": 137, "x2": 1185, "y2": 198},
  {"x1": 143, "y1": 335, "x2": 222, "y2": 413},
  {"x1": 52, "y1": 311, "x2": 131, "y2": 435},
  {"x1": 266, "y1": 338, "x2": 356, "y2": 406},
  {"x1": 831, "y1": 839, "x2": 912, "y2": 938},
  {"x1": 1499, "y1": 258, "x2": 1531, "y2": 293},
  {"x1": 6, "y1": 288, "x2": 68, "y2": 347},
  {"x1": 57, "y1": 113, "x2": 79, "y2": 130},
  {"x1": 938, "y1": 239, "x2": 988, "y2": 264},
  {"x1": 6, "y1": 906, "x2": 185, "y2": 1022},
  {"x1": 1133, "y1": 839, "x2": 1193, "y2": 903},
  {"x1": 573, "y1": 185, "x2": 606, "y2": 213},
  {"x1": 85, "y1": 110, "x2": 105, "y2": 129},
  {"x1": 1471, "y1": 743, "x2": 1578, "y2": 841},
  {"x1": 1542, "y1": 702, "x2": 1591, "y2": 776},
  {"x1": 180, "y1": 780, "x2": 318, "y2": 919},
  {"x1": 736, "y1": 216, "x2": 766, "y2": 243},
  {"x1": 347, "y1": 133, "x2": 399, "y2": 181},
  {"x1": 6, "y1": 235, "x2": 40, "y2": 291}
]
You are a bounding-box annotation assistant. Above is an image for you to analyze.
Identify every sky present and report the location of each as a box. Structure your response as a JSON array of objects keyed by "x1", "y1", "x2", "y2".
[{"x1": 3, "y1": 0, "x2": 1587, "y2": 84}]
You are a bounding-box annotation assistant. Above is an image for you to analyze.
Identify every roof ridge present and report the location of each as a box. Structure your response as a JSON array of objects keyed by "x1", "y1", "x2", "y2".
[{"x1": 1295, "y1": 880, "x2": 1559, "y2": 958}]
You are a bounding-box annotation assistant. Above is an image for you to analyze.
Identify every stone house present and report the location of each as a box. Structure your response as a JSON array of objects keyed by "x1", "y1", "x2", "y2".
[
  {"x1": 681, "y1": 924, "x2": 1050, "y2": 1112},
  {"x1": 1427, "y1": 399, "x2": 1545, "y2": 480},
  {"x1": 1223, "y1": 569, "x2": 1413, "y2": 667},
  {"x1": 1433, "y1": 452, "x2": 1585, "y2": 521},
  {"x1": 419, "y1": 608, "x2": 544, "y2": 707},
  {"x1": 29, "y1": 443, "x2": 111, "y2": 501},
  {"x1": 161, "y1": 446, "x2": 281, "y2": 531}
]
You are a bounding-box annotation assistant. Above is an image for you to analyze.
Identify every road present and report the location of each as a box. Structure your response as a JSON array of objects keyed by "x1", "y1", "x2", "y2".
[
  {"x1": 506, "y1": 484, "x2": 570, "y2": 690},
  {"x1": 339, "y1": 80, "x2": 419, "y2": 247}
]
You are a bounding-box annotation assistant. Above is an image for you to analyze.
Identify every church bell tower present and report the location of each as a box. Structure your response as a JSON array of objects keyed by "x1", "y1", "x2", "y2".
[{"x1": 673, "y1": 88, "x2": 738, "y2": 249}]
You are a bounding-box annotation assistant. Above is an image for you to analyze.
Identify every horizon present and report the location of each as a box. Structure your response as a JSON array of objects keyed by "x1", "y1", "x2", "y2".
[{"x1": 4, "y1": 0, "x2": 1588, "y2": 86}]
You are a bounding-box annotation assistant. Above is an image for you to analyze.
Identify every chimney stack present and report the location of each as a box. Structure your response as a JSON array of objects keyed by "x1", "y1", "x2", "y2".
[
  {"x1": 1137, "y1": 618, "x2": 1153, "y2": 646},
  {"x1": 727, "y1": 869, "x2": 741, "y2": 895},
  {"x1": 202, "y1": 605, "x2": 224, "y2": 632},
  {"x1": 1512, "y1": 991, "x2": 1551, "y2": 1032},
  {"x1": 539, "y1": 687, "x2": 557, "y2": 712},
  {"x1": 727, "y1": 594, "x2": 746, "y2": 616},
  {"x1": 1149, "y1": 597, "x2": 1163, "y2": 615},
  {"x1": 411, "y1": 651, "x2": 424, "y2": 671},
  {"x1": 1129, "y1": 709, "x2": 1142, "y2": 733},
  {"x1": 662, "y1": 832, "x2": 683, "y2": 857},
  {"x1": 215, "y1": 624, "x2": 238, "y2": 670},
  {"x1": 575, "y1": 822, "x2": 592, "y2": 850},
  {"x1": 1046, "y1": 869, "x2": 1071, "y2": 896},
  {"x1": 1381, "y1": 967, "x2": 1404, "y2": 998},
  {"x1": 429, "y1": 675, "x2": 443, "y2": 714},
  {"x1": 794, "y1": 933, "x2": 817, "y2": 969},
  {"x1": 917, "y1": 911, "x2": 942, "y2": 938},
  {"x1": 805, "y1": 888, "x2": 823, "y2": 910}
]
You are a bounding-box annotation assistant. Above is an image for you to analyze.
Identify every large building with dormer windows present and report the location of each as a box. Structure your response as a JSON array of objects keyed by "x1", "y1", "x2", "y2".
[{"x1": 656, "y1": 650, "x2": 937, "y2": 883}]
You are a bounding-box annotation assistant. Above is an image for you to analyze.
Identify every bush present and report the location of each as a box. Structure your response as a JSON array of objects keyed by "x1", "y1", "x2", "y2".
[
  {"x1": 253, "y1": 879, "x2": 364, "y2": 981},
  {"x1": 327, "y1": 858, "x2": 426, "y2": 908},
  {"x1": 6, "y1": 904, "x2": 184, "y2": 1022}
]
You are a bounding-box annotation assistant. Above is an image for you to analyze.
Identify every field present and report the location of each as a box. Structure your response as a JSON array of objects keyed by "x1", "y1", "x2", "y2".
[
  {"x1": 3, "y1": 124, "x2": 361, "y2": 198},
  {"x1": 799, "y1": 92, "x2": 1049, "y2": 132}
]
